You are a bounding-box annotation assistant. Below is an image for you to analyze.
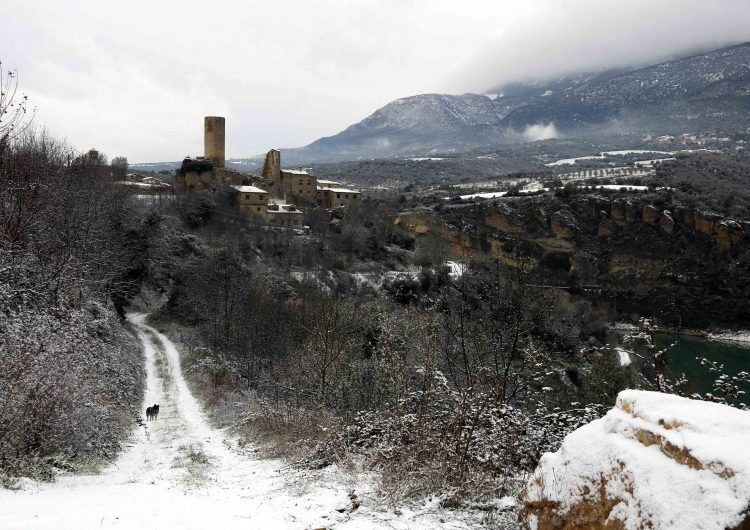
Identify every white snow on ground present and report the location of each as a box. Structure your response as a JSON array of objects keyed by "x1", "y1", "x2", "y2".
[
  {"x1": 116, "y1": 181, "x2": 166, "y2": 188},
  {"x1": 524, "y1": 390, "x2": 750, "y2": 530},
  {"x1": 546, "y1": 155, "x2": 606, "y2": 166},
  {"x1": 601, "y1": 149, "x2": 674, "y2": 156},
  {"x1": 0, "y1": 314, "x2": 473, "y2": 530},
  {"x1": 615, "y1": 347, "x2": 632, "y2": 366},
  {"x1": 634, "y1": 157, "x2": 675, "y2": 166},
  {"x1": 579, "y1": 184, "x2": 650, "y2": 191},
  {"x1": 458, "y1": 190, "x2": 508, "y2": 200},
  {"x1": 445, "y1": 261, "x2": 465, "y2": 278},
  {"x1": 707, "y1": 330, "x2": 750, "y2": 344},
  {"x1": 454, "y1": 188, "x2": 548, "y2": 200},
  {"x1": 545, "y1": 150, "x2": 675, "y2": 166}
]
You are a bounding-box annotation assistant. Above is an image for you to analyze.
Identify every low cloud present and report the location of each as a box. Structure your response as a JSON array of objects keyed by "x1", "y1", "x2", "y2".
[
  {"x1": 446, "y1": 0, "x2": 750, "y2": 93},
  {"x1": 3, "y1": 0, "x2": 749, "y2": 161},
  {"x1": 522, "y1": 122, "x2": 558, "y2": 142}
]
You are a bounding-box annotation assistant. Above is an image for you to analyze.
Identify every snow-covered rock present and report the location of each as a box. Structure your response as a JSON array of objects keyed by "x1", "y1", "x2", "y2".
[{"x1": 520, "y1": 390, "x2": 750, "y2": 530}]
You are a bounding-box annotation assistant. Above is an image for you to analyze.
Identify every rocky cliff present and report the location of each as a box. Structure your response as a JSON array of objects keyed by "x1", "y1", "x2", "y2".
[{"x1": 402, "y1": 190, "x2": 750, "y2": 327}]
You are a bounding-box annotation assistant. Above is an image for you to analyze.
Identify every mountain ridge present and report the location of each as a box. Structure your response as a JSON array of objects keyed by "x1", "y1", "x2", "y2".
[{"x1": 280, "y1": 42, "x2": 750, "y2": 163}]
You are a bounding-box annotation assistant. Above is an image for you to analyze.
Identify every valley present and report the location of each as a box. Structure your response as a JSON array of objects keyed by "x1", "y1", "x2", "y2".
[{"x1": 3, "y1": 13, "x2": 750, "y2": 529}]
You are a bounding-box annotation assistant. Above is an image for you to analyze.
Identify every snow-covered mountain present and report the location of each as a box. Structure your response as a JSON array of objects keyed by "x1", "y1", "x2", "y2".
[
  {"x1": 280, "y1": 42, "x2": 750, "y2": 164},
  {"x1": 504, "y1": 42, "x2": 750, "y2": 129},
  {"x1": 298, "y1": 93, "x2": 512, "y2": 161}
]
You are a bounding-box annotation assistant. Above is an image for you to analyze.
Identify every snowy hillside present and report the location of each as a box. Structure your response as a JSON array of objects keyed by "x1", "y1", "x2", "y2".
[{"x1": 0, "y1": 314, "x2": 487, "y2": 530}]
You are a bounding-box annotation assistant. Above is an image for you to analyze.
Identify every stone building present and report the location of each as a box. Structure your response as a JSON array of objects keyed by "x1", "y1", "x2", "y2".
[
  {"x1": 176, "y1": 157, "x2": 246, "y2": 190},
  {"x1": 266, "y1": 201, "x2": 304, "y2": 227},
  {"x1": 280, "y1": 169, "x2": 317, "y2": 202},
  {"x1": 175, "y1": 116, "x2": 247, "y2": 190},
  {"x1": 231, "y1": 185, "x2": 269, "y2": 217},
  {"x1": 262, "y1": 149, "x2": 281, "y2": 181},
  {"x1": 177, "y1": 117, "x2": 362, "y2": 227},
  {"x1": 140, "y1": 176, "x2": 164, "y2": 186},
  {"x1": 317, "y1": 186, "x2": 361, "y2": 209},
  {"x1": 204, "y1": 116, "x2": 225, "y2": 167}
]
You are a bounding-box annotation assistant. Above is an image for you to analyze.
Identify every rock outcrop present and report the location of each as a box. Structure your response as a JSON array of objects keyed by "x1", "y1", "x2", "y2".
[
  {"x1": 659, "y1": 210, "x2": 675, "y2": 234},
  {"x1": 520, "y1": 390, "x2": 750, "y2": 530},
  {"x1": 597, "y1": 212, "x2": 618, "y2": 238},
  {"x1": 610, "y1": 200, "x2": 628, "y2": 226},
  {"x1": 642, "y1": 205, "x2": 659, "y2": 224},
  {"x1": 694, "y1": 210, "x2": 722, "y2": 236},
  {"x1": 485, "y1": 208, "x2": 526, "y2": 234},
  {"x1": 717, "y1": 220, "x2": 745, "y2": 250},
  {"x1": 551, "y1": 212, "x2": 578, "y2": 239}
]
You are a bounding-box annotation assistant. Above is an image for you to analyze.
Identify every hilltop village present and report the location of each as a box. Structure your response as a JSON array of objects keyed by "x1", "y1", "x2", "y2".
[{"x1": 175, "y1": 116, "x2": 360, "y2": 227}]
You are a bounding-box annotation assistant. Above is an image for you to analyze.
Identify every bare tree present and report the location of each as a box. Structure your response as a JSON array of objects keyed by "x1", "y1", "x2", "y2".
[
  {"x1": 0, "y1": 61, "x2": 35, "y2": 143},
  {"x1": 110, "y1": 156, "x2": 128, "y2": 181}
]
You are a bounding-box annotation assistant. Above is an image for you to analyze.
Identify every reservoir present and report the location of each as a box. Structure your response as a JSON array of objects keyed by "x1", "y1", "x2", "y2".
[{"x1": 654, "y1": 333, "x2": 750, "y2": 406}]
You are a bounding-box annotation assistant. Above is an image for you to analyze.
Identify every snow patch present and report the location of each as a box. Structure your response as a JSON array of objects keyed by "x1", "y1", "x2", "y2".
[
  {"x1": 707, "y1": 330, "x2": 750, "y2": 344},
  {"x1": 457, "y1": 191, "x2": 508, "y2": 200},
  {"x1": 615, "y1": 347, "x2": 632, "y2": 366},
  {"x1": 445, "y1": 261, "x2": 465, "y2": 278}
]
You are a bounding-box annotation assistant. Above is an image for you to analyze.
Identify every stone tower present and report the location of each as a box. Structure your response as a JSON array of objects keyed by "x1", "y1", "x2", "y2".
[
  {"x1": 204, "y1": 116, "x2": 225, "y2": 168},
  {"x1": 262, "y1": 149, "x2": 281, "y2": 181}
]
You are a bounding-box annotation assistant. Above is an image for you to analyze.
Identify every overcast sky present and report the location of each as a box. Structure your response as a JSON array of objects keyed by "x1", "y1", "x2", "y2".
[{"x1": 2, "y1": 0, "x2": 749, "y2": 162}]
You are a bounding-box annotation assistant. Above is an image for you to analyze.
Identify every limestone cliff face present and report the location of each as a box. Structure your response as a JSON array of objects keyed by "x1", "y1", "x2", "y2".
[
  {"x1": 659, "y1": 211, "x2": 674, "y2": 234},
  {"x1": 520, "y1": 390, "x2": 750, "y2": 530},
  {"x1": 717, "y1": 220, "x2": 745, "y2": 250},
  {"x1": 569, "y1": 196, "x2": 748, "y2": 250},
  {"x1": 434, "y1": 194, "x2": 750, "y2": 326},
  {"x1": 484, "y1": 208, "x2": 526, "y2": 234},
  {"x1": 642, "y1": 205, "x2": 659, "y2": 225},
  {"x1": 550, "y1": 212, "x2": 578, "y2": 239},
  {"x1": 694, "y1": 210, "x2": 722, "y2": 236}
]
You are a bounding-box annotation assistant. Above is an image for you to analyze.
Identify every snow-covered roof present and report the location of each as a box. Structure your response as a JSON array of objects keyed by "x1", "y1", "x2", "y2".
[
  {"x1": 281, "y1": 169, "x2": 309, "y2": 175},
  {"x1": 231, "y1": 185, "x2": 268, "y2": 194},
  {"x1": 267, "y1": 204, "x2": 303, "y2": 214},
  {"x1": 115, "y1": 180, "x2": 170, "y2": 188},
  {"x1": 324, "y1": 187, "x2": 360, "y2": 194}
]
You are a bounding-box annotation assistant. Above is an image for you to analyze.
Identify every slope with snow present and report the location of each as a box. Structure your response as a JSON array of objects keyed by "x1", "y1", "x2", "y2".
[{"x1": 0, "y1": 314, "x2": 473, "y2": 530}]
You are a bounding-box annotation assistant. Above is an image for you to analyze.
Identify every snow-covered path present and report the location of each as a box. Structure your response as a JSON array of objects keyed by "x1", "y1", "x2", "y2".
[{"x1": 2, "y1": 313, "x2": 448, "y2": 529}]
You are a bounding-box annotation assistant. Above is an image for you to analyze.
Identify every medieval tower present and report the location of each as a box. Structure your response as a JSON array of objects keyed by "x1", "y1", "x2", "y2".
[
  {"x1": 262, "y1": 149, "x2": 281, "y2": 181},
  {"x1": 204, "y1": 116, "x2": 225, "y2": 167}
]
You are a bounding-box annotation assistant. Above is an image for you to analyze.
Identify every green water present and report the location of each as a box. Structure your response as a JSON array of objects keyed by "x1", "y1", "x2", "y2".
[{"x1": 654, "y1": 333, "x2": 750, "y2": 405}]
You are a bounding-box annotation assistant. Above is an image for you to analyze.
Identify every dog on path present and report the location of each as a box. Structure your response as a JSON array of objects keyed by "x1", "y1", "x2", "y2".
[{"x1": 146, "y1": 404, "x2": 160, "y2": 421}]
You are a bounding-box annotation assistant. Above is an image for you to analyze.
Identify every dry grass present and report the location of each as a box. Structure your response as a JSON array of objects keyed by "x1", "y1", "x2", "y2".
[{"x1": 230, "y1": 395, "x2": 341, "y2": 461}]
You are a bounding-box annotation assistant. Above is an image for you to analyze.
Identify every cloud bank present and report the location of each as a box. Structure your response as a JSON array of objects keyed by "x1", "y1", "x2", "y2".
[
  {"x1": 447, "y1": 0, "x2": 750, "y2": 92},
  {"x1": 2, "y1": 0, "x2": 749, "y2": 161}
]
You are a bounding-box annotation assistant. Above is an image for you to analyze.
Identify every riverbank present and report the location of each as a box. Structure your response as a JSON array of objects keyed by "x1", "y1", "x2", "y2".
[{"x1": 612, "y1": 321, "x2": 750, "y2": 343}]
